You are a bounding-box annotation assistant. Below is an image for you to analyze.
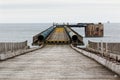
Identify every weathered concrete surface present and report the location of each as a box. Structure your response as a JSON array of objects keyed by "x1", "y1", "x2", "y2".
[
  {"x1": 0, "y1": 46, "x2": 43, "y2": 60},
  {"x1": 71, "y1": 45, "x2": 120, "y2": 76},
  {"x1": 0, "y1": 45, "x2": 119, "y2": 80}
]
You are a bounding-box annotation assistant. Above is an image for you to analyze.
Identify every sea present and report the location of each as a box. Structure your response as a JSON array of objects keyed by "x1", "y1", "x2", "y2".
[{"x1": 0, "y1": 23, "x2": 120, "y2": 47}]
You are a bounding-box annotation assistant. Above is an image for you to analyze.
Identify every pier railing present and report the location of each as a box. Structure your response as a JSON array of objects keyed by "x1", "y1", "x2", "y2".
[
  {"x1": 87, "y1": 41, "x2": 120, "y2": 62},
  {"x1": 0, "y1": 41, "x2": 28, "y2": 53}
]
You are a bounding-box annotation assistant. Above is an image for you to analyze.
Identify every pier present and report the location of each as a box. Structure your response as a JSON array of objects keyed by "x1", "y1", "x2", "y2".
[
  {"x1": 45, "y1": 27, "x2": 70, "y2": 44},
  {"x1": 0, "y1": 23, "x2": 119, "y2": 80}
]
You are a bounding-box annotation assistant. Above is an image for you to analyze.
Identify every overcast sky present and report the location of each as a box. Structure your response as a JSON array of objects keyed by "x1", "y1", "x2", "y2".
[{"x1": 0, "y1": 0, "x2": 120, "y2": 23}]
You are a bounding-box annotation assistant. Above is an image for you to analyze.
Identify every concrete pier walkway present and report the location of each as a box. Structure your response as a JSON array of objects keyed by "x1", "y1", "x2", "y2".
[{"x1": 0, "y1": 45, "x2": 119, "y2": 80}]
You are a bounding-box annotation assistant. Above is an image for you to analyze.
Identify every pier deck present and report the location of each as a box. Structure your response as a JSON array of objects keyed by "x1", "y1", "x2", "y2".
[
  {"x1": 0, "y1": 45, "x2": 119, "y2": 80},
  {"x1": 0, "y1": 25, "x2": 119, "y2": 80},
  {"x1": 46, "y1": 27, "x2": 70, "y2": 44}
]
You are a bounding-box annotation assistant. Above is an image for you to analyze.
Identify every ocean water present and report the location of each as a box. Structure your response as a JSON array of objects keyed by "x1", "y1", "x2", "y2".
[
  {"x1": 0, "y1": 23, "x2": 52, "y2": 46},
  {"x1": 0, "y1": 23, "x2": 120, "y2": 47}
]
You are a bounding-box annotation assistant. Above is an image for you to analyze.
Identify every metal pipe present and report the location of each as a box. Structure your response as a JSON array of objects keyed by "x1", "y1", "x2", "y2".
[
  {"x1": 69, "y1": 32, "x2": 78, "y2": 41},
  {"x1": 64, "y1": 26, "x2": 84, "y2": 45},
  {"x1": 32, "y1": 26, "x2": 55, "y2": 45}
]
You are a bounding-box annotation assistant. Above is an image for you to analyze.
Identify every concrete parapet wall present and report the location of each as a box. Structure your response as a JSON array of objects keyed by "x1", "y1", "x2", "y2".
[
  {"x1": 0, "y1": 41, "x2": 28, "y2": 53},
  {"x1": 0, "y1": 45, "x2": 43, "y2": 60},
  {"x1": 88, "y1": 41, "x2": 120, "y2": 55},
  {"x1": 87, "y1": 41, "x2": 120, "y2": 61},
  {"x1": 0, "y1": 41, "x2": 43, "y2": 60},
  {"x1": 71, "y1": 45, "x2": 120, "y2": 76}
]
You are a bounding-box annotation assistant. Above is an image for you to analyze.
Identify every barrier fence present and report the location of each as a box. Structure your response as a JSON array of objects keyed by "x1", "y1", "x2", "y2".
[
  {"x1": 0, "y1": 41, "x2": 28, "y2": 53},
  {"x1": 87, "y1": 40, "x2": 120, "y2": 62},
  {"x1": 88, "y1": 41, "x2": 120, "y2": 54}
]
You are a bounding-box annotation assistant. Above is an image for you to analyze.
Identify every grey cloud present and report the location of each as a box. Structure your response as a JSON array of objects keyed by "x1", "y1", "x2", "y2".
[{"x1": 0, "y1": 3, "x2": 120, "y2": 9}]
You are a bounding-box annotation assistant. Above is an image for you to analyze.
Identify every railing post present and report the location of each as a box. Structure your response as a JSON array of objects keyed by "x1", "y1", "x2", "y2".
[
  {"x1": 12, "y1": 43, "x2": 13, "y2": 52},
  {"x1": 25, "y1": 40, "x2": 27, "y2": 48},
  {"x1": 25, "y1": 40, "x2": 27, "y2": 46},
  {"x1": 97, "y1": 42, "x2": 99, "y2": 52},
  {"x1": 101, "y1": 40, "x2": 103, "y2": 56},
  {"x1": 5, "y1": 43, "x2": 7, "y2": 53},
  {"x1": 105, "y1": 42, "x2": 110, "y2": 58},
  {"x1": 106, "y1": 42, "x2": 108, "y2": 53}
]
